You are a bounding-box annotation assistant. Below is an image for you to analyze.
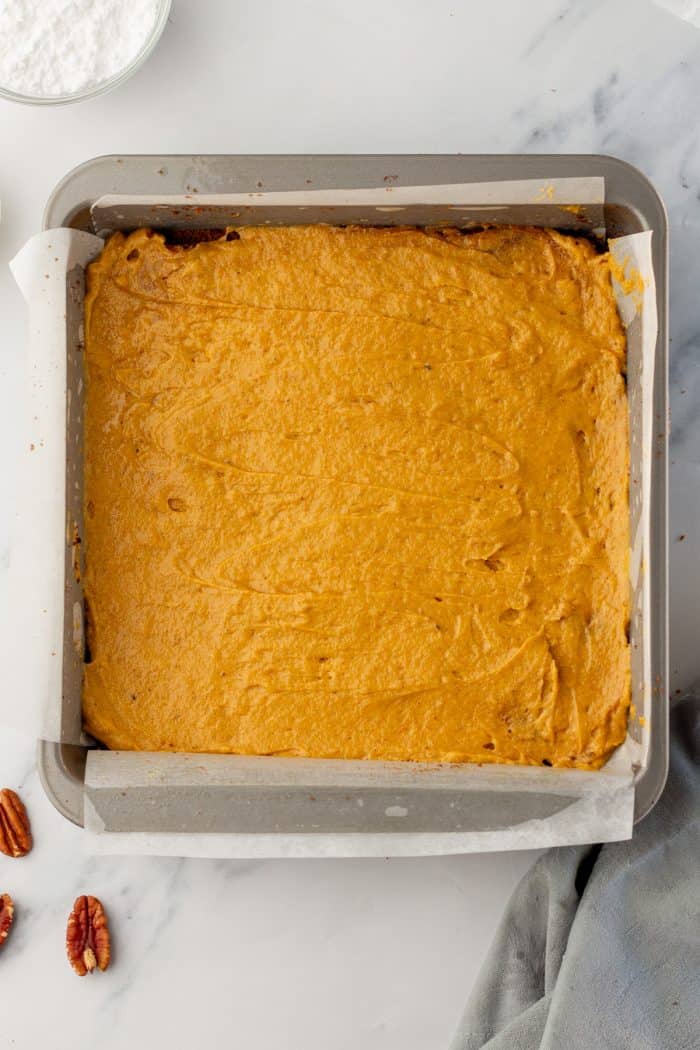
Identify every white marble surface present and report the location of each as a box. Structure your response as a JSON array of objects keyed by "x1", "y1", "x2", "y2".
[{"x1": 0, "y1": 0, "x2": 698, "y2": 1046}]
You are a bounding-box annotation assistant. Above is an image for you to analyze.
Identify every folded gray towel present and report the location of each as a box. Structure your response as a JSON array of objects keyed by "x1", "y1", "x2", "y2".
[{"x1": 450, "y1": 693, "x2": 699, "y2": 1050}]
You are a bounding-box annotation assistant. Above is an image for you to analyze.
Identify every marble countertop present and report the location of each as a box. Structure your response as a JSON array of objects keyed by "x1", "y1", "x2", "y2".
[{"x1": 0, "y1": 1, "x2": 698, "y2": 1046}]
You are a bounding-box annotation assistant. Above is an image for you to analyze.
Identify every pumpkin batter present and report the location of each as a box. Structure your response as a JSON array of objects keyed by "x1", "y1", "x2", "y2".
[{"x1": 82, "y1": 225, "x2": 629, "y2": 768}]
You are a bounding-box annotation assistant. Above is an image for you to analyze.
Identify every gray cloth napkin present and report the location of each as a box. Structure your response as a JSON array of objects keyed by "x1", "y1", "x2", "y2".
[{"x1": 450, "y1": 693, "x2": 699, "y2": 1050}]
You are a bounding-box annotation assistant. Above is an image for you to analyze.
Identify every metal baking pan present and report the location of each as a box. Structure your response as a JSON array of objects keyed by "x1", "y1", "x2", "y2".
[{"x1": 36, "y1": 154, "x2": 668, "y2": 836}]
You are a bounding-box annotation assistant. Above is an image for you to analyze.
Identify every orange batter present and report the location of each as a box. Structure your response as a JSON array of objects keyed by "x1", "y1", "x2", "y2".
[{"x1": 82, "y1": 225, "x2": 630, "y2": 768}]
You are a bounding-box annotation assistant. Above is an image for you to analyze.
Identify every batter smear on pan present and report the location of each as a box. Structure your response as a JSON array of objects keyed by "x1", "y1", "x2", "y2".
[{"x1": 82, "y1": 225, "x2": 629, "y2": 767}]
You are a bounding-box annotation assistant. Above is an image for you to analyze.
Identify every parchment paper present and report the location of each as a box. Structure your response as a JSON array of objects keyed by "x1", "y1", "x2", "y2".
[
  {"x1": 2, "y1": 230, "x2": 102, "y2": 741},
  {"x1": 608, "y1": 231, "x2": 657, "y2": 775},
  {"x1": 2, "y1": 178, "x2": 657, "y2": 856},
  {"x1": 89, "y1": 176, "x2": 606, "y2": 239},
  {"x1": 83, "y1": 774, "x2": 634, "y2": 858},
  {"x1": 92, "y1": 176, "x2": 605, "y2": 208}
]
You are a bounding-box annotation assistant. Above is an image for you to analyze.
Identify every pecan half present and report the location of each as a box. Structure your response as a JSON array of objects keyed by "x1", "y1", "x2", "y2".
[
  {"x1": 0, "y1": 789, "x2": 32, "y2": 858},
  {"x1": 0, "y1": 893, "x2": 14, "y2": 948},
  {"x1": 66, "y1": 895, "x2": 111, "y2": 976}
]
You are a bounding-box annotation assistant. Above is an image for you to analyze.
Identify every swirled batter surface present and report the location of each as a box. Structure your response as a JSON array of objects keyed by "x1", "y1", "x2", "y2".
[{"x1": 83, "y1": 225, "x2": 629, "y2": 767}]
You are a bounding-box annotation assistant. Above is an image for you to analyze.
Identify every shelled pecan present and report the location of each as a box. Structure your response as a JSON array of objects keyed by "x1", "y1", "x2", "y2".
[
  {"x1": 66, "y1": 895, "x2": 111, "y2": 976},
  {"x1": 0, "y1": 893, "x2": 14, "y2": 948},
  {"x1": 0, "y1": 789, "x2": 32, "y2": 858}
]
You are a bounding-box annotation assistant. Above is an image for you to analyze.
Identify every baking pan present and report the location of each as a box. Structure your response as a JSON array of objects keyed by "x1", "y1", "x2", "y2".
[{"x1": 36, "y1": 154, "x2": 668, "y2": 837}]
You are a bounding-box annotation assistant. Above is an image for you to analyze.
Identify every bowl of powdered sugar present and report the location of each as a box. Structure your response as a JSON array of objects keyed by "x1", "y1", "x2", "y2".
[{"x1": 0, "y1": 0, "x2": 171, "y2": 104}]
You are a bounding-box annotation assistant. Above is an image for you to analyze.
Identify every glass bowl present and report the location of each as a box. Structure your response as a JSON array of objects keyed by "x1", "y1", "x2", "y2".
[{"x1": 0, "y1": 0, "x2": 171, "y2": 106}]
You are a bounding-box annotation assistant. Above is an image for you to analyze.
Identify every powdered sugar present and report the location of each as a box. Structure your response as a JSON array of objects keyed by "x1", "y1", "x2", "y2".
[{"x1": 0, "y1": 0, "x2": 162, "y2": 99}]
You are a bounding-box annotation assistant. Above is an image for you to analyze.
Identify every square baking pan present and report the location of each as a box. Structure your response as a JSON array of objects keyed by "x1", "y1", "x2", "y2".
[{"x1": 36, "y1": 154, "x2": 668, "y2": 840}]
